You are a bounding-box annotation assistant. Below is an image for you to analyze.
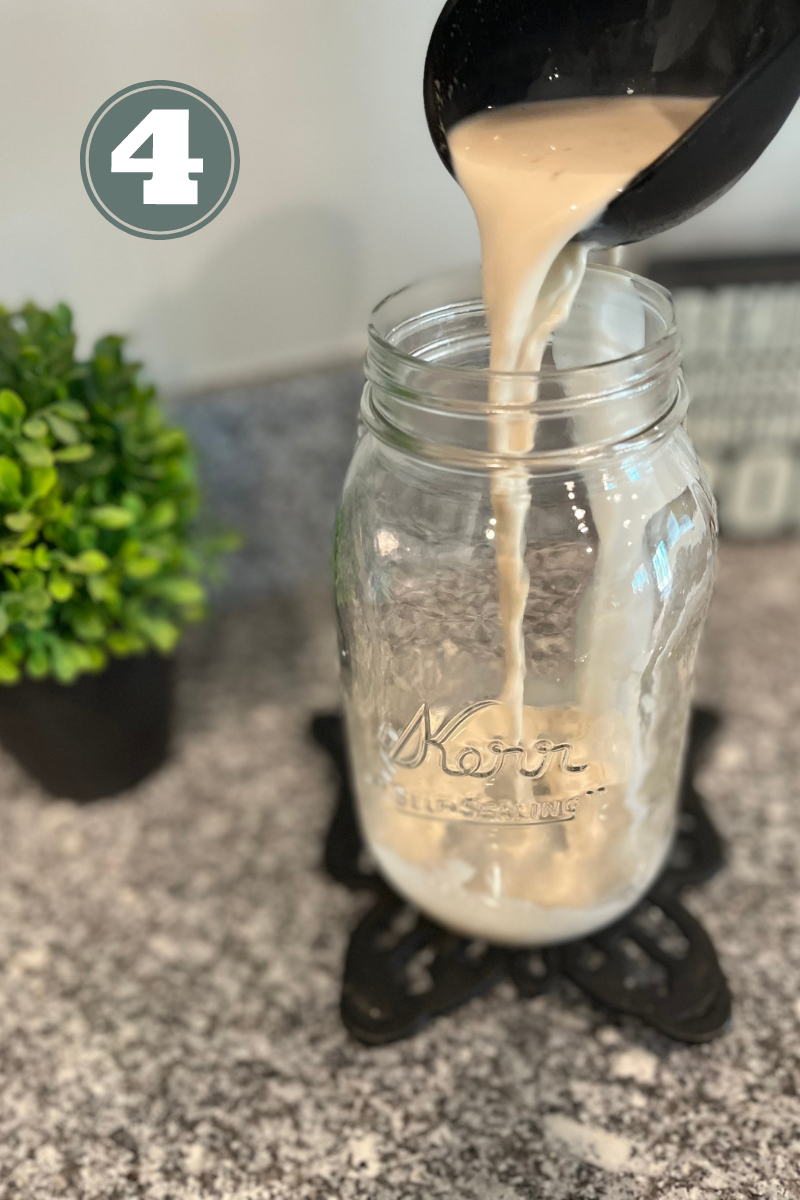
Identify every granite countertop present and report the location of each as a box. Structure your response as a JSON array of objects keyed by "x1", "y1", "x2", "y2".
[{"x1": 0, "y1": 541, "x2": 799, "y2": 1200}]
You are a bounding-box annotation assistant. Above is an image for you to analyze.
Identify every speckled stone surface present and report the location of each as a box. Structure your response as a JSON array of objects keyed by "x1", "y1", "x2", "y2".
[{"x1": 0, "y1": 542, "x2": 799, "y2": 1200}]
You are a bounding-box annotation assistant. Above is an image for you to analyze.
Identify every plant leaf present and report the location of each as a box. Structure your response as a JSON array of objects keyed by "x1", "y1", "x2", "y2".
[
  {"x1": 146, "y1": 499, "x2": 177, "y2": 530},
  {"x1": 15, "y1": 440, "x2": 53, "y2": 468},
  {"x1": 138, "y1": 616, "x2": 180, "y2": 654},
  {"x1": 46, "y1": 414, "x2": 80, "y2": 445},
  {"x1": 50, "y1": 639, "x2": 82, "y2": 684},
  {"x1": 64, "y1": 550, "x2": 109, "y2": 575},
  {"x1": 48, "y1": 400, "x2": 88, "y2": 422},
  {"x1": 53, "y1": 443, "x2": 93, "y2": 463},
  {"x1": 22, "y1": 418, "x2": 48, "y2": 440},
  {"x1": 26, "y1": 647, "x2": 49, "y2": 679},
  {"x1": 0, "y1": 390, "x2": 25, "y2": 425},
  {"x1": 90, "y1": 505, "x2": 134, "y2": 530},
  {"x1": 48, "y1": 575, "x2": 74, "y2": 602},
  {"x1": 0, "y1": 655, "x2": 20, "y2": 685},
  {"x1": 150, "y1": 577, "x2": 205, "y2": 605},
  {"x1": 121, "y1": 492, "x2": 146, "y2": 521},
  {"x1": 23, "y1": 587, "x2": 51, "y2": 614},
  {"x1": 87, "y1": 574, "x2": 118, "y2": 603},
  {"x1": 107, "y1": 630, "x2": 147, "y2": 656},
  {"x1": 0, "y1": 457, "x2": 21, "y2": 500},
  {"x1": 85, "y1": 645, "x2": 107, "y2": 673},
  {"x1": 29, "y1": 466, "x2": 58, "y2": 498},
  {"x1": 72, "y1": 610, "x2": 105, "y2": 641},
  {"x1": 4, "y1": 512, "x2": 36, "y2": 532},
  {"x1": 154, "y1": 429, "x2": 186, "y2": 455},
  {"x1": 23, "y1": 613, "x2": 49, "y2": 632},
  {"x1": 0, "y1": 547, "x2": 33, "y2": 568},
  {"x1": 123, "y1": 557, "x2": 160, "y2": 579}
]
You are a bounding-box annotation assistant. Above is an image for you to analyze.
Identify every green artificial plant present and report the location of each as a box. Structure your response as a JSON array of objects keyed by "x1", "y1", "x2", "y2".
[{"x1": 0, "y1": 301, "x2": 233, "y2": 685}]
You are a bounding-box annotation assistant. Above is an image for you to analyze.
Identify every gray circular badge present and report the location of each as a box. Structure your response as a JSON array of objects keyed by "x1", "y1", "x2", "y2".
[{"x1": 81, "y1": 81, "x2": 239, "y2": 239}]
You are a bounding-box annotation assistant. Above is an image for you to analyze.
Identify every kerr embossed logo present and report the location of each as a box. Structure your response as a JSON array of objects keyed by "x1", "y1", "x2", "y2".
[
  {"x1": 389, "y1": 701, "x2": 589, "y2": 780},
  {"x1": 386, "y1": 701, "x2": 603, "y2": 827}
]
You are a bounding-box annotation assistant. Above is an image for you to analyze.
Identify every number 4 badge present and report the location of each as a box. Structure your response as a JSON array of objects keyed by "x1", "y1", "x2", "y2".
[
  {"x1": 111, "y1": 110, "x2": 203, "y2": 205},
  {"x1": 81, "y1": 81, "x2": 239, "y2": 239}
]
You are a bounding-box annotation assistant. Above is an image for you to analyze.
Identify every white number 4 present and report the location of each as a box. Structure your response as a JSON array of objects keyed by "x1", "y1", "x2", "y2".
[{"x1": 111, "y1": 110, "x2": 203, "y2": 205}]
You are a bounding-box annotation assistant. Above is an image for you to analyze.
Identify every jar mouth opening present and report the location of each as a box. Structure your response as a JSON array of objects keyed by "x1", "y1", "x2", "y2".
[
  {"x1": 367, "y1": 263, "x2": 679, "y2": 412},
  {"x1": 363, "y1": 264, "x2": 684, "y2": 464}
]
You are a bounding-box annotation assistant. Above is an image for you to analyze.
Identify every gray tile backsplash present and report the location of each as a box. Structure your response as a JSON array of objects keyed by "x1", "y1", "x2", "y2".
[{"x1": 172, "y1": 362, "x2": 363, "y2": 603}]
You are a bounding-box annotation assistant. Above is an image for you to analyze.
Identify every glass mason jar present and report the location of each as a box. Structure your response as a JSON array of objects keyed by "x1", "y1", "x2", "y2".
[{"x1": 335, "y1": 265, "x2": 717, "y2": 946}]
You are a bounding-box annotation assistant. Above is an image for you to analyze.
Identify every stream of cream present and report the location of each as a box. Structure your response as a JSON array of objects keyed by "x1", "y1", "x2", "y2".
[{"x1": 448, "y1": 96, "x2": 712, "y2": 726}]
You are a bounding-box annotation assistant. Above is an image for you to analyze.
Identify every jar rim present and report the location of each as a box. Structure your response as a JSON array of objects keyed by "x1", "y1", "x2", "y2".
[
  {"x1": 367, "y1": 263, "x2": 678, "y2": 405},
  {"x1": 363, "y1": 264, "x2": 685, "y2": 466}
]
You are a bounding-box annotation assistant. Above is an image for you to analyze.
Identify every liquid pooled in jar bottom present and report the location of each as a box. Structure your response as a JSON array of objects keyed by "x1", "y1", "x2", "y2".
[{"x1": 355, "y1": 703, "x2": 674, "y2": 945}]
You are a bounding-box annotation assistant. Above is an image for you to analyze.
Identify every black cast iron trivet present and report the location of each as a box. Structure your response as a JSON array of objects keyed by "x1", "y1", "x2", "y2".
[{"x1": 311, "y1": 710, "x2": 731, "y2": 1046}]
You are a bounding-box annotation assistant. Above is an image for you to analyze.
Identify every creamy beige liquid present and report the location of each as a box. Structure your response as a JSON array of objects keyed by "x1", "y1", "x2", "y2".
[
  {"x1": 364, "y1": 96, "x2": 712, "y2": 944},
  {"x1": 449, "y1": 96, "x2": 712, "y2": 721}
]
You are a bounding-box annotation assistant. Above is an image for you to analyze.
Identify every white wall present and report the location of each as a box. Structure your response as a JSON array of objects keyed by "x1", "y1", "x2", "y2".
[{"x1": 2, "y1": 0, "x2": 800, "y2": 394}]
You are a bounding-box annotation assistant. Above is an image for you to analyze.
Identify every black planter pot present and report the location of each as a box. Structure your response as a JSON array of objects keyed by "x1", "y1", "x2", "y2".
[{"x1": 0, "y1": 652, "x2": 175, "y2": 801}]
